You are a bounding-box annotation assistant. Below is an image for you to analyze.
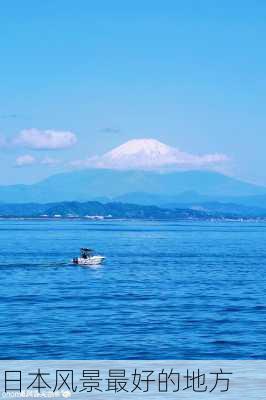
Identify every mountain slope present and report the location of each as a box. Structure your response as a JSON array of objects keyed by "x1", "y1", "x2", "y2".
[{"x1": 0, "y1": 169, "x2": 265, "y2": 203}]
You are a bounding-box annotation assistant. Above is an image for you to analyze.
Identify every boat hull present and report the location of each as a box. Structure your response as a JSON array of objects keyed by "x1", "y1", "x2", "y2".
[{"x1": 72, "y1": 256, "x2": 105, "y2": 265}]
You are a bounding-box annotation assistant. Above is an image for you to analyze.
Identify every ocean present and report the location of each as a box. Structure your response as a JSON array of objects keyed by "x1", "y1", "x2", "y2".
[{"x1": 0, "y1": 219, "x2": 265, "y2": 359}]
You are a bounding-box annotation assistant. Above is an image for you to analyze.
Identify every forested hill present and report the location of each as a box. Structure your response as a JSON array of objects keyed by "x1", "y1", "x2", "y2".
[{"x1": 0, "y1": 201, "x2": 212, "y2": 220}]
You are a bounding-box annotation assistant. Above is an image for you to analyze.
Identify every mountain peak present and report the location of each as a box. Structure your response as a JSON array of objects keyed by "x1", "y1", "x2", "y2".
[
  {"x1": 95, "y1": 137, "x2": 228, "y2": 171},
  {"x1": 106, "y1": 138, "x2": 173, "y2": 158},
  {"x1": 71, "y1": 137, "x2": 228, "y2": 171},
  {"x1": 99, "y1": 138, "x2": 178, "y2": 169}
]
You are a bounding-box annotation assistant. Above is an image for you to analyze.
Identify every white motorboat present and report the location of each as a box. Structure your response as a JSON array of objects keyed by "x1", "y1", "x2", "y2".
[{"x1": 72, "y1": 248, "x2": 105, "y2": 266}]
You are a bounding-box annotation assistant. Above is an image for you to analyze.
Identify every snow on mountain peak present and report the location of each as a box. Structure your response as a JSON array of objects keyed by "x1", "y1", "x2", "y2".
[
  {"x1": 106, "y1": 138, "x2": 174, "y2": 158},
  {"x1": 72, "y1": 137, "x2": 229, "y2": 171}
]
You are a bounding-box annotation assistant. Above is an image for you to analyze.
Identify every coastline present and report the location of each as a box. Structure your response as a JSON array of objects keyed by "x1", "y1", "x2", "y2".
[{"x1": 1, "y1": 216, "x2": 266, "y2": 222}]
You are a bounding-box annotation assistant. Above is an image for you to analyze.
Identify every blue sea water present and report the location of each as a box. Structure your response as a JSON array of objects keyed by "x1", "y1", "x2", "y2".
[{"x1": 0, "y1": 219, "x2": 265, "y2": 360}]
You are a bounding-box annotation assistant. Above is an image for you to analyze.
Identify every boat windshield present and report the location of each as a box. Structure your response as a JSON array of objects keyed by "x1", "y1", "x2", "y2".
[{"x1": 80, "y1": 248, "x2": 93, "y2": 258}]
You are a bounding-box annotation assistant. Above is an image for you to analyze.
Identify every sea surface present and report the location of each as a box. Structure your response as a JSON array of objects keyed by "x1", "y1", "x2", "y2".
[{"x1": 0, "y1": 219, "x2": 265, "y2": 359}]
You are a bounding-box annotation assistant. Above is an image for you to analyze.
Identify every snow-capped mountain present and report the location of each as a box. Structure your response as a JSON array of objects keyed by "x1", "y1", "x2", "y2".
[
  {"x1": 77, "y1": 138, "x2": 228, "y2": 170},
  {"x1": 100, "y1": 138, "x2": 179, "y2": 169},
  {"x1": 2, "y1": 137, "x2": 265, "y2": 204}
]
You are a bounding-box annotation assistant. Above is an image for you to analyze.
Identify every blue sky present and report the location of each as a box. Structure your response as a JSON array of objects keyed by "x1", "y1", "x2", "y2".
[{"x1": 1, "y1": 0, "x2": 266, "y2": 185}]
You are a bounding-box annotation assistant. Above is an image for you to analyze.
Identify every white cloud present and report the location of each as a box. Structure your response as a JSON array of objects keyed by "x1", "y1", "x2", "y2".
[
  {"x1": 40, "y1": 157, "x2": 60, "y2": 166},
  {"x1": 15, "y1": 155, "x2": 61, "y2": 167},
  {"x1": 15, "y1": 154, "x2": 36, "y2": 167},
  {"x1": 70, "y1": 138, "x2": 229, "y2": 171},
  {"x1": 14, "y1": 128, "x2": 77, "y2": 150}
]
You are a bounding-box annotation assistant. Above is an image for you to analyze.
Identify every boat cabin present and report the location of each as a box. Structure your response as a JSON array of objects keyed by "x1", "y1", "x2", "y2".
[{"x1": 80, "y1": 248, "x2": 93, "y2": 259}]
